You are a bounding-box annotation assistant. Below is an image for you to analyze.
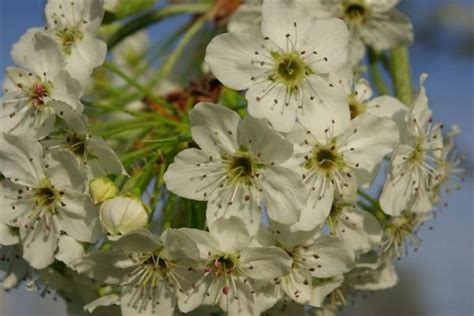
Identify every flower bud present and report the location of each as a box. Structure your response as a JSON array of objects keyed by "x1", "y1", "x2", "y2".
[
  {"x1": 89, "y1": 177, "x2": 118, "y2": 205},
  {"x1": 99, "y1": 196, "x2": 148, "y2": 236}
]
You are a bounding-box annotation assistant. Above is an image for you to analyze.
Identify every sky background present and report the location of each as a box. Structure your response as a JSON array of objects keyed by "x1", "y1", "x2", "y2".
[{"x1": 0, "y1": 0, "x2": 473, "y2": 315}]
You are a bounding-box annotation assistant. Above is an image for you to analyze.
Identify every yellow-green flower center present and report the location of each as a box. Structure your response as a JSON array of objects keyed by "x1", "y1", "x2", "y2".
[
  {"x1": 341, "y1": 1, "x2": 369, "y2": 24},
  {"x1": 306, "y1": 143, "x2": 344, "y2": 173},
  {"x1": 56, "y1": 26, "x2": 84, "y2": 55},
  {"x1": 270, "y1": 51, "x2": 310, "y2": 91},
  {"x1": 33, "y1": 178, "x2": 61, "y2": 212},
  {"x1": 348, "y1": 95, "x2": 367, "y2": 119}
]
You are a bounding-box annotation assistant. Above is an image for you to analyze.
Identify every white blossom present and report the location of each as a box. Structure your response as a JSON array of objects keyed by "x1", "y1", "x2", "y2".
[
  {"x1": 308, "y1": 0, "x2": 414, "y2": 65},
  {"x1": 252, "y1": 223, "x2": 353, "y2": 307},
  {"x1": 206, "y1": 0, "x2": 350, "y2": 132},
  {"x1": 12, "y1": 0, "x2": 107, "y2": 85},
  {"x1": 1, "y1": 33, "x2": 86, "y2": 138},
  {"x1": 178, "y1": 217, "x2": 292, "y2": 315},
  {"x1": 43, "y1": 129, "x2": 127, "y2": 178},
  {"x1": 164, "y1": 102, "x2": 306, "y2": 233},
  {"x1": 286, "y1": 113, "x2": 398, "y2": 231},
  {"x1": 0, "y1": 133, "x2": 101, "y2": 269},
  {"x1": 380, "y1": 74, "x2": 443, "y2": 216},
  {"x1": 83, "y1": 229, "x2": 202, "y2": 316}
]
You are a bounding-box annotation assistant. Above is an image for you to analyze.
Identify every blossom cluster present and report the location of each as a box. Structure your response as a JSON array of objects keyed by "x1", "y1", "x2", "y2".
[{"x1": 0, "y1": 0, "x2": 465, "y2": 315}]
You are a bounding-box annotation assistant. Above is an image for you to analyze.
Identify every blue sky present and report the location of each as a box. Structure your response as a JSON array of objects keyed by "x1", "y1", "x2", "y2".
[{"x1": 0, "y1": 0, "x2": 473, "y2": 315}]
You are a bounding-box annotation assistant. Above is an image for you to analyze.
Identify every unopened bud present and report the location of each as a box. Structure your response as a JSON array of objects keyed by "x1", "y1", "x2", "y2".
[
  {"x1": 89, "y1": 177, "x2": 118, "y2": 204},
  {"x1": 99, "y1": 196, "x2": 148, "y2": 236}
]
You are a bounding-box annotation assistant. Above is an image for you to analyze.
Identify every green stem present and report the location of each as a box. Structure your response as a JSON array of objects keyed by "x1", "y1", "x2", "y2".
[
  {"x1": 357, "y1": 189, "x2": 378, "y2": 206},
  {"x1": 97, "y1": 120, "x2": 159, "y2": 138},
  {"x1": 147, "y1": 15, "x2": 207, "y2": 89},
  {"x1": 107, "y1": 4, "x2": 211, "y2": 49},
  {"x1": 368, "y1": 49, "x2": 389, "y2": 95},
  {"x1": 143, "y1": 134, "x2": 192, "y2": 144},
  {"x1": 120, "y1": 143, "x2": 162, "y2": 166},
  {"x1": 389, "y1": 47, "x2": 413, "y2": 106},
  {"x1": 103, "y1": 61, "x2": 173, "y2": 109}
]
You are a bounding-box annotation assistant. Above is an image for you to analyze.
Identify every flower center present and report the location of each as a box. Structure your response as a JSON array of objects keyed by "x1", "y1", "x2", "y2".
[
  {"x1": 206, "y1": 254, "x2": 239, "y2": 277},
  {"x1": 65, "y1": 131, "x2": 87, "y2": 158},
  {"x1": 348, "y1": 95, "x2": 367, "y2": 119},
  {"x1": 271, "y1": 52, "x2": 309, "y2": 90},
  {"x1": 227, "y1": 150, "x2": 260, "y2": 185},
  {"x1": 56, "y1": 26, "x2": 84, "y2": 55},
  {"x1": 342, "y1": 1, "x2": 368, "y2": 24},
  {"x1": 29, "y1": 82, "x2": 51, "y2": 108},
  {"x1": 308, "y1": 144, "x2": 344, "y2": 172},
  {"x1": 33, "y1": 179, "x2": 60, "y2": 211}
]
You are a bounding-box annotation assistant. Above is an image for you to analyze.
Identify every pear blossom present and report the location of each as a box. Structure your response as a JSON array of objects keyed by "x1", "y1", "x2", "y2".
[
  {"x1": 328, "y1": 68, "x2": 406, "y2": 122},
  {"x1": 380, "y1": 75, "x2": 444, "y2": 216},
  {"x1": 206, "y1": 0, "x2": 350, "y2": 132},
  {"x1": 83, "y1": 229, "x2": 202, "y2": 316},
  {"x1": 252, "y1": 223, "x2": 353, "y2": 307},
  {"x1": 12, "y1": 0, "x2": 107, "y2": 85},
  {"x1": 0, "y1": 133, "x2": 101, "y2": 269},
  {"x1": 286, "y1": 113, "x2": 398, "y2": 230},
  {"x1": 309, "y1": 0, "x2": 414, "y2": 65},
  {"x1": 326, "y1": 197, "x2": 382, "y2": 253},
  {"x1": 164, "y1": 102, "x2": 306, "y2": 232},
  {"x1": 381, "y1": 211, "x2": 428, "y2": 258},
  {"x1": 1, "y1": 34, "x2": 86, "y2": 138},
  {"x1": 43, "y1": 129, "x2": 127, "y2": 178},
  {"x1": 99, "y1": 196, "x2": 149, "y2": 237},
  {"x1": 177, "y1": 217, "x2": 292, "y2": 315},
  {"x1": 429, "y1": 125, "x2": 466, "y2": 203}
]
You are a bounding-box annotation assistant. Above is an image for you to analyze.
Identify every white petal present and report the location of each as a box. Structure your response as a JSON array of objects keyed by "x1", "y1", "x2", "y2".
[
  {"x1": 407, "y1": 74, "x2": 431, "y2": 135},
  {"x1": 259, "y1": 166, "x2": 306, "y2": 225},
  {"x1": 161, "y1": 229, "x2": 201, "y2": 262},
  {"x1": 206, "y1": 186, "x2": 261, "y2": 236},
  {"x1": 205, "y1": 32, "x2": 265, "y2": 90},
  {"x1": 303, "y1": 19, "x2": 349, "y2": 74},
  {"x1": 208, "y1": 216, "x2": 251, "y2": 253},
  {"x1": 361, "y1": 10, "x2": 413, "y2": 51},
  {"x1": 189, "y1": 102, "x2": 240, "y2": 155},
  {"x1": 55, "y1": 235, "x2": 85, "y2": 268},
  {"x1": 164, "y1": 148, "x2": 224, "y2": 201},
  {"x1": 10, "y1": 28, "x2": 42, "y2": 67},
  {"x1": 84, "y1": 294, "x2": 120, "y2": 313},
  {"x1": 87, "y1": 136, "x2": 127, "y2": 175},
  {"x1": 66, "y1": 35, "x2": 107, "y2": 85},
  {"x1": 110, "y1": 229, "x2": 160, "y2": 253},
  {"x1": 178, "y1": 228, "x2": 219, "y2": 260},
  {"x1": 0, "y1": 223, "x2": 20, "y2": 245},
  {"x1": 334, "y1": 206, "x2": 382, "y2": 253},
  {"x1": 246, "y1": 82, "x2": 298, "y2": 133},
  {"x1": 299, "y1": 75, "x2": 350, "y2": 138},
  {"x1": 219, "y1": 277, "x2": 255, "y2": 315},
  {"x1": 310, "y1": 275, "x2": 344, "y2": 308},
  {"x1": 51, "y1": 101, "x2": 88, "y2": 133},
  {"x1": 0, "y1": 180, "x2": 28, "y2": 225},
  {"x1": 21, "y1": 221, "x2": 58, "y2": 269},
  {"x1": 46, "y1": 150, "x2": 87, "y2": 191},
  {"x1": 121, "y1": 283, "x2": 175, "y2": 316},
  {"x1": 281, "y1": 268, "x2": 313, "y2": 304},
  {"x1": 338, "y1": 114, "x2": 399, "y2": 172},
  {"x1": 0, "y1": 133, "x2": 44, "y2": 184},
  {"x1": 354, "y1": 78, "x2": 373, "y2": 103},
  {"x1": 261, "y1": 0, "x2": 312, "y2": 50},
  {"x1": 304, "y1": 235, "x2": 354, "y2": 278},
  {"x1": 293, "y1": 175, "x2": 334, "y2": 231},
  {"x1": 240, "y1": 246, "x2": 292, "y2": 280},
  {"x1": 56, "y1": 191, "x2": 101, "y2": 243},
  {"x1": 238, "y1": 116, "x2": 293, "y2": 164},
  {"x1": 24, "y1": 33, "x2": 64, "y2": 77},
  {"x1": 50, "y1": 70, "x2": 84, "y2": 111}
]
